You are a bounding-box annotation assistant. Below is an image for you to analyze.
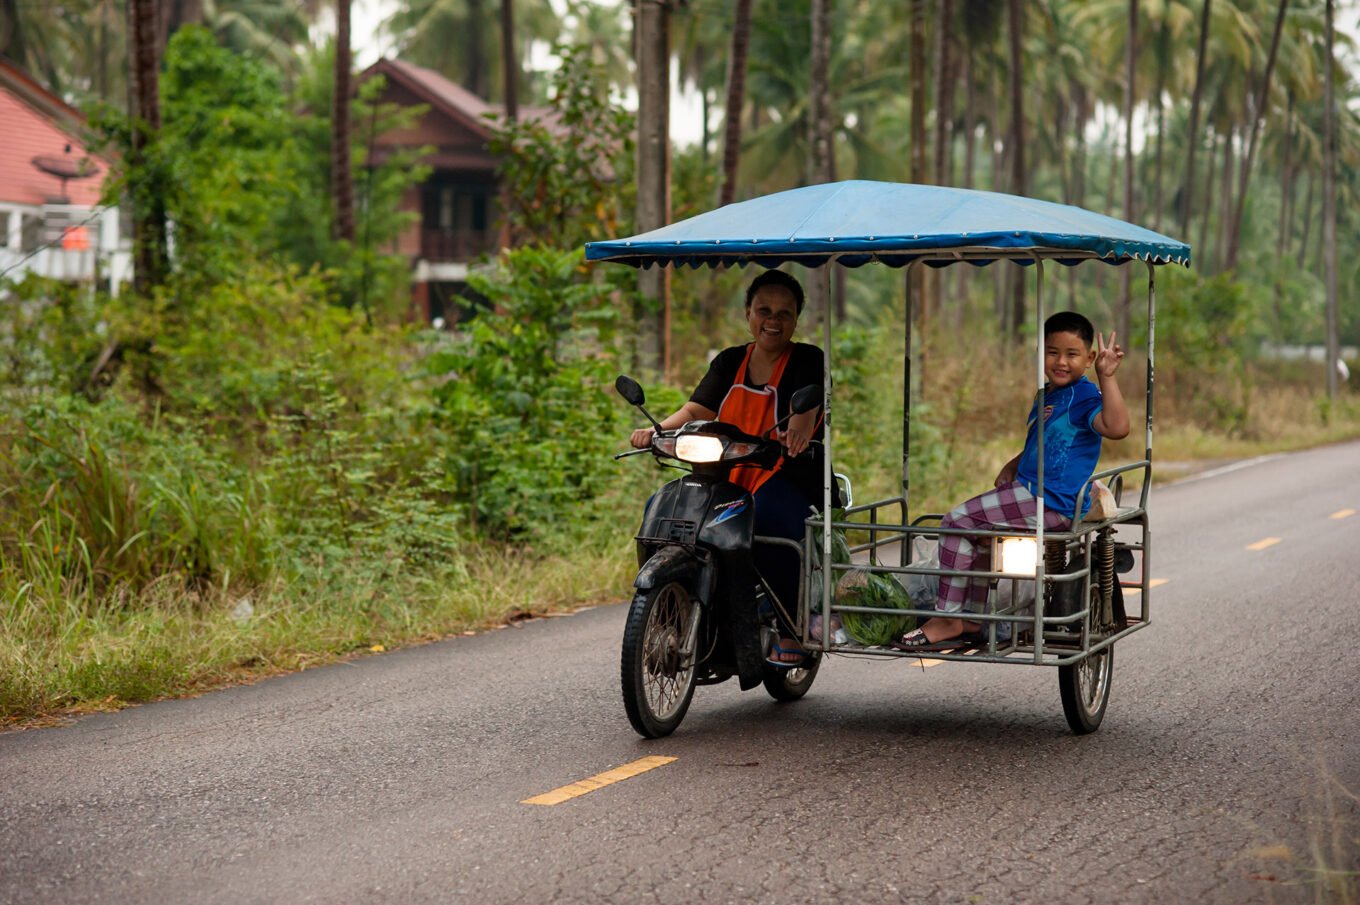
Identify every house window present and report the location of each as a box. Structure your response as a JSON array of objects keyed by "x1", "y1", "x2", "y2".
[
  {"x1": 20, "y1": 214, "x2": 43, "y2": 253},
  {"x1": 0, "y1": 210, "x2": 10, "y2": 247}
]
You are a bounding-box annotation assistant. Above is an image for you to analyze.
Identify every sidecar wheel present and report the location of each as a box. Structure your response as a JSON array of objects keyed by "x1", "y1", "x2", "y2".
[
  {"x1": 762, "y1": 652, "x2": 821, "y2": 702},
  {"x1": 621, "y1": 582, "x2": 700, "y2": 738}
]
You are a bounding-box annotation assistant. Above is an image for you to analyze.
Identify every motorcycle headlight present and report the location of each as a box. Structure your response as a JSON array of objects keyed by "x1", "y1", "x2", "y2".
[
  {"x1": 652, "y1": 436, "x2": 677, "y2": 457},
  {"x1": 674, "y1": 434, "x2": 725, "y2": 463}
]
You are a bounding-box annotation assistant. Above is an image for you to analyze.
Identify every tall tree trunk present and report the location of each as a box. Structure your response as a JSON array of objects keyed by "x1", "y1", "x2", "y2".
[
  {"x1": 718, "y1": 0, "x2": 753, "y2": 207},
  {"x1": 1217, "y1": 123, "x2": 1236, "y2": 273},
  {"x1": 1323, "y1": 0, "x2": 1338, "y2": 398},
  {"x1": 635, "y1": 0, "x2": 671, "y2": 374},
  {"x1": 808, "y1": 0, "x2": 833, "y2": 329},
  {"x1": 934, "y1": 0, "x2": 955, "y2": 311},
  {"x1": 1, "y1": 0, "x2": 27, "y2": 66},
  {"x1": 500, "y1": 0, "x2": 518, "y2": 121},
  {"x1": 1275, "y1": 92, "x2": 1294, "y2": 314},
  {"x1": 1179, "y1": 0, "x2": 1213, "y2": 239},
  {"x1": 1296, "y1": 166, "x2": 1314, "y2": 263},
  {"x1": 467, "y1": 0, "x2": 486, "y2": 98},
  {"x1": 934, "y1": 0, "x2": 955, "y2": 187},
  {"x1": 497, "y1": 0, "x2": 517, "y2": 251},
  {"x1": 332, "y1": 0, "x2": 356, "y2": 245},
  {"x1": 1152, "y1": 17, "x2": 1169, "y2": 231},
  {"x1": 991, "y1": 64, "x2": 1007, "y2": 322},
  {"x1": 909, "y1": 0, "x2": 928, "y2": 339},
  {"x1": 1118, "y1": 0, "x2": 1137, "y2": 345},
  {"x1": 1069, "y1": 83, "x2": 1089, "y2": 309},
  {"x1": 128, "y1": 0, "x2": 168, "y2": 295},
  {"x1": 1006, "y1": 0, "x2": 1026, "y2": 341},
  {"x1": 1226, "y1": 0, "x2": 1288, "y2": 272},
  {"x1": 1198, "y1": 128, "x2": 1218, "y2": 266},
  {"x1": 958, "y1": 35, "x2": 975, "y2": 315}
]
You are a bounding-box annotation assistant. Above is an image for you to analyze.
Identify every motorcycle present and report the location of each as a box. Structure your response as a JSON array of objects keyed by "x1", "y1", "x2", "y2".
[{"x1": 613, "y1": 375, "x2": 825, "y2": 739}]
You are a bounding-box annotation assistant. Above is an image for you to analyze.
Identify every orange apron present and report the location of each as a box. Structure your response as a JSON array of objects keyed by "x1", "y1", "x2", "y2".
[{"x1": 718, "y1": 344, "x2": 792, "y2": 496}]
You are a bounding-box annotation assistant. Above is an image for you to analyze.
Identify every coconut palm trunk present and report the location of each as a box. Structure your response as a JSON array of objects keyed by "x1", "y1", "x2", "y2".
[
  {"x1": 128, "y1": 0, "x2": 168, "y2": 294},
  {"x1": 1225, "y1": 0, "x2": 1288, "y2": 272},
  {"x1": 718, "y1": 0, "x2": 753, "y2": 207},
  {"x1": 635, "y1": 0, "x2": 671, "y2": 374},
  {"x1": 807, "y1": 0, "x2": 833, "y2": 329},
  {"x1": 332, "y1": 0, "x2": 356, "y2": 245},
  {"x1": 500, "y1": 0, "x2": 518, "y2": 122},
  {"x1": 1323, "y1": 0, "x2": 1338, "y2": 398},
  {"x1": 1179, "y1": 0, "x2": 1212, "y2": 240},
  {"x1": 1006, "y1": 0, "x2": 1025, "y2": 341},
  {"x1": 1118, "y1": 0, "x2": 1137, "y2": 346}
]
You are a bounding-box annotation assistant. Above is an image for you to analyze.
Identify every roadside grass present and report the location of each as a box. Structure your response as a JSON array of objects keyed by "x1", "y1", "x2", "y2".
[
  {"x1": 1245, "y1": 761, "x2": 1359, "y2": 903},
  {"x1": 0, "y1": 530, "x2": 637, "y2": 726}
]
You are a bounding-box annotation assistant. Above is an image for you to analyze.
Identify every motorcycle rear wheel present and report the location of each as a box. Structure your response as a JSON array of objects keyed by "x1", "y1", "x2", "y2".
[
  {"x1": 762, "y1": 652, "x2": 821, "y2": 702},
  {"x1": 621, "y1": 582, "x2": 701, "y2": 738}
]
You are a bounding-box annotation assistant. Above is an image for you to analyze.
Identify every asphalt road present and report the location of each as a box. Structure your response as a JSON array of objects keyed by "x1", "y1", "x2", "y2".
[{"x1": 2, "y1": 441, "x2": 1358, "y2": 905}]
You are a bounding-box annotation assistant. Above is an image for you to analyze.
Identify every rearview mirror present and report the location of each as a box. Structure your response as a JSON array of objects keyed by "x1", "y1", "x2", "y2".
[
  {"x1": 789, "y1": 384, "x2": 823, "y2": 415},
  {"x1": 615, "y1": 375, "x2": 645, "y2": 406}
]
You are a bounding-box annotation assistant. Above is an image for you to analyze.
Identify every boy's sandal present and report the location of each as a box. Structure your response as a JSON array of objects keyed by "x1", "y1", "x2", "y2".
[{"x1": 889, "y1": 629, "x2": 969, "y2": 653}]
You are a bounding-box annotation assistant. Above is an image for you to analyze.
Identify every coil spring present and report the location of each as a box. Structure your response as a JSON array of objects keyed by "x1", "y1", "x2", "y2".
[
  {"x1": 1043, "y1": 540, "x2": 1067, "y2": 611},
  {"x1": 1095, "y1": 528, "x2": 1116, "y2": 627}
]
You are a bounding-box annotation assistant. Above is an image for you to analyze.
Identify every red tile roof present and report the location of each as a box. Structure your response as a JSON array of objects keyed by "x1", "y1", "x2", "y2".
[
  {"x1": 361, "y1": 58, "x2": 557, "y2": 138},
  {"x1": 0, "y1": 59, "x2": 108, "y2": 207}
]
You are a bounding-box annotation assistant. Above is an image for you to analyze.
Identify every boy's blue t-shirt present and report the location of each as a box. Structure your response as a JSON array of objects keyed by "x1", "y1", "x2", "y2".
[{"x1": 1016, "y1": 376, "x2": 1104, "y2": 519}]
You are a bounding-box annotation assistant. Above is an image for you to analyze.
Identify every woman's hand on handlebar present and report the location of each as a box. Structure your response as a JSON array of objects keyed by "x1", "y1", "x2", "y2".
[
  {"x1": 779, "y1": 427, "x2": 811, "y2": 458},
  {"x1": 630, "y1": 427, "x2": 655, "y2": 449}
]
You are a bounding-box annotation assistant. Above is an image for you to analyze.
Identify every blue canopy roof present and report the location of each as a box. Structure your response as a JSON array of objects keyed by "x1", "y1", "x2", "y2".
[{"x1": 584, "y1": 181, "x2": 1191, "y2": 269}]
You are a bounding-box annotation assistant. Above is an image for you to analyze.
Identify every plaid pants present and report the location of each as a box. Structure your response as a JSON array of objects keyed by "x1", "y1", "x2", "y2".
[{"x1": 936, "y1": 481, "x2": 1071, "y2": 613}]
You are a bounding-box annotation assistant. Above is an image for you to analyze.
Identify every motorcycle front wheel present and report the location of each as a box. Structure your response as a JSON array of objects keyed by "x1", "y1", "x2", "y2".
[{"x1": 621, "y1": 582, "x2": 702, "y2": 738}]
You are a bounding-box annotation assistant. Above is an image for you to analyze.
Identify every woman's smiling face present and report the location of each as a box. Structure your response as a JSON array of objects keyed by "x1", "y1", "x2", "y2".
[{"x1": 746, "y1": 285, "x2": 799, "y2": 353}]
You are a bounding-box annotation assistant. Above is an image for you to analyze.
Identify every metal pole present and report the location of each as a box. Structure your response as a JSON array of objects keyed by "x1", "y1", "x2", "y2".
[
  {"x1": 1144, "y1": 260, "x2": 1156, "y2": 624},
  {"x1": 903, "y1": 261, "x2": 914, "y2": 519},
  {"x1": 1033, "y1": 256, "x2": 1046, "y2": 663},
  {"x1": 821, "y1": 261, "x2": 834, "y2": 643}
]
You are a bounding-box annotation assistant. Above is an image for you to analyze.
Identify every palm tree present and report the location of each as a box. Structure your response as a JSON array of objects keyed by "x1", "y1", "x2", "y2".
[
  {"x1": 1225, "y1": 0, "x2": 1289, "y2": 271},
  {"x1": 128, "y1": 0, "x2": 169, "y2": 293},
  {"x1": 635, "y1": 0, "x2": 672, "y2": 374},
  {"x1": 332, "y1": 0, "x2": 355, "y2": 245},
  {"x1": 718, "y1": 0, "x2": 754, "y2": 207},
  {"x1": 1006, "y1": 0, "x2": 1025, "y2": 340},
  {"x1": 1322, "y1": 0, "x2": 1337, "y2": 398},
  {"x1": 1180, "y1": 0, "x2": 1214, "y2": 238}
]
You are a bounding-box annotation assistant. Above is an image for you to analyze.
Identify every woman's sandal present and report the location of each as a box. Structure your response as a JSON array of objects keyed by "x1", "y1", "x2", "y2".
[
  {"x1": 889, "y1": 628, "x2": 970, "y2": 652},
  {"x1": 766, "y1": 638, "x2": 808, "y2": 668}
]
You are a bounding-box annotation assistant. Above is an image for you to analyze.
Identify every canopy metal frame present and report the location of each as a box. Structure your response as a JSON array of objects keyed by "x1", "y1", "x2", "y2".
[{"x1": 797, "y1": 246, "x2": 1158, "y2": 665}]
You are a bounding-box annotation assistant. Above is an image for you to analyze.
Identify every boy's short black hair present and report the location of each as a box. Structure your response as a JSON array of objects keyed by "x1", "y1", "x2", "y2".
[
  {"x1": 746, "y1": 269, "x2": 805, "y2": 314},
  {"x1": 1045, "y1": 311, "x2": 1095, "y2": 347}
]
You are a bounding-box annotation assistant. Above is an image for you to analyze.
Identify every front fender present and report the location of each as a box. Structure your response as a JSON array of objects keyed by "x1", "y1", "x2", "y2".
[{"x1": 634, "y1": 545, "x2": 704, "y2": 592}]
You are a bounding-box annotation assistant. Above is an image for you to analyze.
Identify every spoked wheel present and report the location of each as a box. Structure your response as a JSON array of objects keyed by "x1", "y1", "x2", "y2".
[
  {"x1": 621, "y1": 582, "x2": 702, "y2": 738},
  {"x1": 762, "y1": 651, "x2": 822, "y2": 702},
  {"x1": 1058, "y1": 589, "x2": 1114, "y2": 734},
  {"x1": 1059, "y1": 645, "x2": 1112, "y2": 733}
]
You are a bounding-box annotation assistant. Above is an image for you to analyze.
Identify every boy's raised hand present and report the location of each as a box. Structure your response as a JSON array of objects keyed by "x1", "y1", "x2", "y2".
[{"x1": 1095, "y1": 330, "x2": 1124, "y2": 378}]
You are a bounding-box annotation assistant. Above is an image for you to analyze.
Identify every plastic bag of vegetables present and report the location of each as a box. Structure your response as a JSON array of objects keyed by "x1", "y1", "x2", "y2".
[
  {"x1": 807, "y1": 517, "x2": 852, "y2": 614},
  {"x1": 835, "y1": 568, "x2": 916, "y2": 646}
]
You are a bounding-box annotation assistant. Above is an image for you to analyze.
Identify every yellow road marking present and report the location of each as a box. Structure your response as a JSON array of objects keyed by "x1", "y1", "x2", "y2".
[
  {"x1": 1246, "y1": 537, "x2": 1282, "y2": 551},
  {"x1": 1331, "y1": 509, "x2": 1356, "y2": 520},
  {"x1": 914, "y1": 658, "x2": 947, "y2": 668},
  {"x1": 522, "y1": 756, "x2": 677, "y2": 806},
  {"x1": 1122, "y1": 578, "x2": 1168, "y2": 595}
]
